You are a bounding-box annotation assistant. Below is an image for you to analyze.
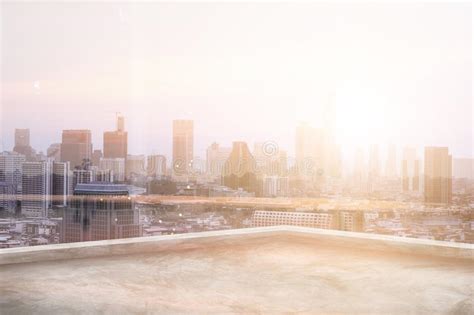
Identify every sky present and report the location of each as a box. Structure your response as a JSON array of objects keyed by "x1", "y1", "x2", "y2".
[{"x1": 0, "y1": 2, "x2": 472, "y2": 163}]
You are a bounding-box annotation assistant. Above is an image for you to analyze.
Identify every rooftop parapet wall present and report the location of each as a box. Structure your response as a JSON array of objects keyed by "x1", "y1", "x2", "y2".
[{"x1": 0, "y1": 226, "x2": 472, "y2": 266}]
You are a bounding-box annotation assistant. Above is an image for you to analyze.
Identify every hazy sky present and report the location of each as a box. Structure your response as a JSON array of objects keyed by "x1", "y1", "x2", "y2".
[{"x1": 1, "y1": 2, "x2": 472, "y2": 162}]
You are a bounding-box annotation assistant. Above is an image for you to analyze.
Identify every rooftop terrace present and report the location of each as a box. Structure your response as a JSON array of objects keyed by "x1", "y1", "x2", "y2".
[{"x1": 0, "y1": 227, "x2": 473, "y2": 314}]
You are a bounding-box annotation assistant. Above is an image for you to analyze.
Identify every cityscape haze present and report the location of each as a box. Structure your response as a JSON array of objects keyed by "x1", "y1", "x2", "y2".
[{"x1": 0, "y1": 2, "x2": 473, "y2": 314}]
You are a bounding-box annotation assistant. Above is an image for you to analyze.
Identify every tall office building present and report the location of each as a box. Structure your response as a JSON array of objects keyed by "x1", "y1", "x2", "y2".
[
  {"x1": 295, "y1": 123, "x2": 324, "y2": 177},
  {"x1": 424, "y1": 147, "x2": 452, "y2": 204},
  {"x1": 14, "y1": 128, "x2": 30, "y2": 147},
  {"x1": 222, "y1": 141, "x2": 260, "y2": 196},
  {"x1": 172, "y1": 120, "x2": 194, "y2": 176},
  {"x1": 401, "y1": 147, "x2": 420, "y2": 192},
  {"x1": 206, "y1": 143, "x2": 231, "y2": 180},
  {"x1": 147, "y1": 155, "x2": 167, "y2": 178},
  {"x1": 126, "y1": 155, "x2": 146, "y2": 179},
  {"x1": 92, "y1": 149, "x2": 103, "y2": 167},
  {"x1": 117, "y1": 115, "x2": 125, "y2": 132},
  {"x1": 46, "y1": 143, "x2": 61, "y2": 161},
  {"x1": 103, "y1": 115, "x2": 128, "y2": 159},
  {"x1": 0, "y1": 183, "x2": 16, "y2": 213},
  {"x1": 60, "y1": 130, "x2": 92, "y2": 169},
  {"x1": 385, "y1": 144, "x2": 397, "y2": 178},
  {"x1": 21, "y1": 161, "x2": 52, "y2": 217},
  {"x1": 61, "y1": 183, "x2": 142, "y2": 243},
  {"x1": 13, "y1": 129, "x2": 35, "y2": 160},
  {"x1": 52, "y1": 162, "x2": 70, "y2": 207},
  {"x1": 99, "y1": 158, "x2": 125, "y2": 182},
  {"x1": 0, "y1": 151, "x2": 26, "y2": 193}
]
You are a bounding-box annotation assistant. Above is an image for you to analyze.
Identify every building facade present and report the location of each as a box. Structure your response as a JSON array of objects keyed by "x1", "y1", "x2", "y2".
[
  {"x1": 424, "y1": 147, "x2": 452, "y2": 204},
  {"x1": 60, "y1": 130, "x2": 92, "y2": 169},
  {"x1": 172, "y1": 120, "x2": 194, "y2": 176},
  {"x1": 21, "y1": 161, "x2": 52, "y2": 217},
  {"x1": 61, "y1": 183, "x2": 142, "y2": 243}
]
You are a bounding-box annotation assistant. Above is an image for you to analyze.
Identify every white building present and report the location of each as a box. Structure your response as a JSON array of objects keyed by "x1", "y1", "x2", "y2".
[
  {"x1": 99, "y1": 158, "x2": 125, "y2": 182},
  {"x1": 22, "y1": 161, "x2": 52, "y2": 217}
]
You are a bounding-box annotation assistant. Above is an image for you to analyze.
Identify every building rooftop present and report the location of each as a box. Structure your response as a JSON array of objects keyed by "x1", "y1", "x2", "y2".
[
  {"x1": 0, "y1": 227, "x2": 472, "y2": 314},
  {"x1": 74, "y1": 182, "x2": 129, "y2": 195}
]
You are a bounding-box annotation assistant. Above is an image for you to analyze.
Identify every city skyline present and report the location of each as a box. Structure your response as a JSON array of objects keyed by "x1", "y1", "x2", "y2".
[
  {"x1": 0, "y1": 3, "x2": 472, "y2": 313},
  {"x1": 1, "y1": 2, "x2": 472, "y2": 159}
]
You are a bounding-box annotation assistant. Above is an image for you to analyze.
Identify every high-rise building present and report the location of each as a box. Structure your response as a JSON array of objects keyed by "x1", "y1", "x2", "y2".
[
  {"x1": 60, "y1": 130, "x2": 92, "y2": 169},
  {"x1": 46, "y1": 143, "x2": 61, "y2": 162},
  {"x1": 92, "y1": 149, "x2": 103, "y2": 167},
  {"x1": 117, "y1": 115, "x2": 125, "y2": 132},
  {"x1": 172, "y1": 120, "x2": 194, "y2": 176},
  {"x1": 126, "y1": 155, "x2": 145, "y2": 179},
  {"x1": 99, "y1": 158, "x2": 125, "y2": 182},
  {"x1": 103, "y1": 115, "x2": 128, "y2": 159},
  {"x1": 295, "y1": 123, "x2": 324, "y2": 177},
  {"x1": 14, "y1": 128, "x2": 30, "y2": 147},
  {"x1": 385, "y1": 144, "x2": 397, "y2": 178},
  {"x1": 13, "y1": 129, "x2": 35, "y2": 160},
  {"x1": 401, "y1": 147, "x2": 420, "y2": 192},
  {"x1": 0, "y1": 182, "x2": 16, "y2": 213},
  {"x1": 52, "y1": 162, "x2": 70, "y2": 207},
  {"x1": 21, "y1": 161, "x2": 52, "y2": 217},
  {"x1": 147, "y1": 155, "x2": 167, "y2": 178},
  {"x1": 222, "y1": 141, "x2": 260, "y2": 196},
  {"x1": 0, "y1": 151, "x2": 26, "y2": 194},
  {"x1": 61, "y1": 183, "x2": 142, "y2": 243},
  {"x1": 206, "y1": 143, "x2": 231, "y2": 180},
  {"x1": 424, "y1": 147, "x2": 452, "y2": 204}
]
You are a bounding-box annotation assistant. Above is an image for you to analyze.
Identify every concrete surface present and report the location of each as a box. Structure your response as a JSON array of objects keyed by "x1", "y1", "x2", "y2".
[{"x1": 0, "y1": 227, "x2": 473, "y2": 314}]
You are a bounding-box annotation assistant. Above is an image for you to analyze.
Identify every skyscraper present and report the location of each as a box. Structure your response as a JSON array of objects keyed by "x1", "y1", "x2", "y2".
[
  {"x1": 424, "y1": 147, "x2": 452, "y2": 204},
  {"x1": 14, "y1": 128, "x2": 30, "y2": 147},
  {"x1": 103, "y1": 115, "x2": 128, "y2": 159},
  {"x1": 172, "y1": 120, "x2": 194, "y2": 176},
  {"x1": 92, "y1": 149, "x2": 103, "y2": 166},
  {"x1": 295, "y1": 123, "x2": 324, "y2": 178},
  {"x1": 147, "y1": 155, "x2": 167, "y2": 178},
  {"x1": 60, "y1": 130, "x2": 92, "y2": 169},
  {"x1": 52, "y1": 162, "x2": 70, "y2": 207},
  {"x1": 13, "y1": 129, "x2": 34, "y2": 160},
  {"x1": 21, "y1": 161, "x2": 52, "y2": 217},
  {"x1": 46, "y1": 143, "x2": 61, "y2": 161},
  {"x1": 206, "y1": 143, "x2": 231, "y2": 180},
  {"x1": 126, "y1": 155, "x2": 146, "y2": 179},
  {"x1": 222, "y1": 141, "x2": 260, "y2": 196},
  {"x1": 0, "y1": 151, "x2": 25, "y2": 194},
  {"x1": 401, "y1": 147, "x2": 420, "y2": 192}
]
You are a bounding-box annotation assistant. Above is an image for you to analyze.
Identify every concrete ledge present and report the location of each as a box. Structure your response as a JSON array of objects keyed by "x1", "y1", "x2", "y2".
[{"x1": 0, "y1": 226, "x2": 472, "y2": 266}]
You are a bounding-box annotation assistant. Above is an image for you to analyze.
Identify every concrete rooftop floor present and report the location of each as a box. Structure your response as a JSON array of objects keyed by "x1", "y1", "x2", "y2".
[{"x1": 0, "y1": 227, "x2": 473, "y2": 314}]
